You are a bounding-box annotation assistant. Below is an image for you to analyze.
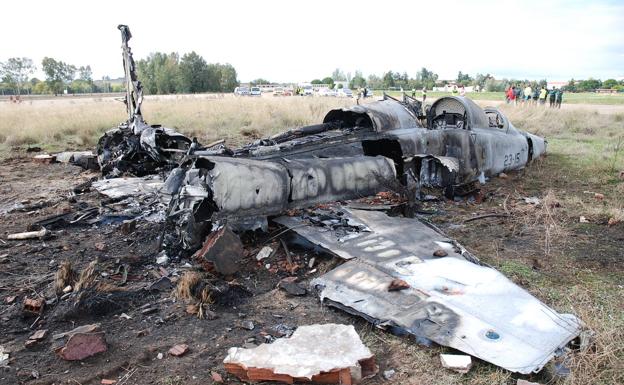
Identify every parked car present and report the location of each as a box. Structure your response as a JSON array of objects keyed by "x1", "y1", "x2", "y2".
[
  {"x1": 250, "y1": 87, "x2": 261, "y2": 96},
  {"x1": 273, "y1": 87, "x2": 284, "y2": 96},
  {"x1": 283, "y1": 88, "x2": 294, "y2": 96},
  {"x1": 302, "y1": 85, "x2": 313, "y2": 96},
  {"x1": 336, "y1": 88, "x2": 353, "y2": 98},
  {"x1": 234, "y1": 86, "x2": 249, "y2": 96},
  {"x1": 318, "y1": 87, "x2": 337, "y2": 97}
]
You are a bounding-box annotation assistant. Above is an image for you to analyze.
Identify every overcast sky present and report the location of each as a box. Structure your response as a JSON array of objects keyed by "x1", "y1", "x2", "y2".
[{"x1": 2, "y1": 0, "x2": 623, "y2": 82}]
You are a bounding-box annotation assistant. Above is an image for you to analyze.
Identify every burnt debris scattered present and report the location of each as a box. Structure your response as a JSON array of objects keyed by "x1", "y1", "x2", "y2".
[{"x1": 4, "y1": 24, "x2": 583, "y2": 380}]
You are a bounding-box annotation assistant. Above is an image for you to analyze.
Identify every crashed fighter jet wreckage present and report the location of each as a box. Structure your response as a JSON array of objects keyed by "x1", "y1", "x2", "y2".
[{"x1": 92, "y1": 25, "x2": 580, "y2": 376}]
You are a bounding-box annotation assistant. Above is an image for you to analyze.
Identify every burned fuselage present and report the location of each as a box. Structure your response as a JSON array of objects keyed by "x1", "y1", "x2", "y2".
[{"x1": 163, "y1": 94, "x2": 546, "y2": 253}]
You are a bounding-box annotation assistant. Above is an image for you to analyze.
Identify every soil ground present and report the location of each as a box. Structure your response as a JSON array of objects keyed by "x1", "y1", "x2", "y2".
[{"x1": 0, "y1": 149, "x2": 622, "y2": 385}]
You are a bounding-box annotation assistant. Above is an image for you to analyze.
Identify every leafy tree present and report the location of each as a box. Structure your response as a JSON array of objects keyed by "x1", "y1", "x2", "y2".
[
  {"x1": 218, "y1": 63, "x2": 238, "y2": 92},
  {"x1": 415, "y1": 67, "x2": 438, "y2": 90},
  {"x1": 41, "y1": 57, "x2": 75, "y2": 95},
  {"x1": 78, "y1": 65, "x2": 92, "y2": 82},
  {"x1": 331, "y1": 68, "x2": 346, "y2": 82},
  {"x1": 310, "y1": 79, "x2": 322, "y2": 84},
  {"x1": 382, "y1": 71, "x2": 395, "y2": 88},
  {"x1": 456, "y1": 71, "x2": 473, "y2": 86},
  {"x1": 178, "y1": 51, "x2": 207, "y2": 93},
  {"x1": 251, "y1": 78, "x2": 271, "y2": 85},
  {"x1": 564, "y1": 79, "x2": 577, "y2": 92},
  {"x1": 603, "y1": 79, "x2": 618, "y2": 89},
  {"x1": 577, "y1": 78, "x2": 601, "y2": 92},
  {"x1": 367, "y1": 74, "x2": 382, "y2": 89},
  {"x1": 137, "y1": 52, "x2": 180, "y2": 94},
  {"x1": 350, "y1": 70, "x2": 366, "y2": 89},
  {"x1": 0, "y1": 57, "x2": 35, "y2": 95},
  {"x1": 321, "y1": 77, "x2": 334, "y2": 88}
]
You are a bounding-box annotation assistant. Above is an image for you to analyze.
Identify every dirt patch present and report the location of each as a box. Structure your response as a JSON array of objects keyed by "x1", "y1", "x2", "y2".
[{"x1": 0, "y1": 155, "x2": 622, "y2": 385}]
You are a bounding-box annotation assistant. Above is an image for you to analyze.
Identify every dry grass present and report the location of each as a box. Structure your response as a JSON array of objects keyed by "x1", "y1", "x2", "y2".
[
  {"x1": 54, "y1": 260, "x2": 76, "y2": 294},
  {"x1": 0, "y1": 95, "x2": 353, "y2": 155}
]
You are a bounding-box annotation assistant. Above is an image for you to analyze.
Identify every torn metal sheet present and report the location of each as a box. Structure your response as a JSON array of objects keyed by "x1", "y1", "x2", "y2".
[
  {"x1": 276, "y1": 208, "x2": 581, "y2": 374},
  {"x1": 275, "y1": 209, "x2": 469, "y2": 263},
  {"x1": 92, "y1": 176, "x2": 165, "y2": 200},
  {"x1": 224, "y1": 324, "x2": 377, "y2": 384}
]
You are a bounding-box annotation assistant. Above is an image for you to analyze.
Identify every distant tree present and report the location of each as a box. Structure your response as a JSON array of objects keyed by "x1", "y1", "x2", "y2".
[
  {"x1": 603, "y1": 79, "x2": 618, "y2": 89},
  {"x1": 331, "y1": 68, "x2": 346, "y2": 82},
  {"x1": 474, "y1": 73, "x2": 493, "y2": 89},
  {"x1": 137, "y1": 52, "x2": 180, "y2": 94},
  {"x1": 456, "y1": 71, "x2": 473, "y2": 86},
  {"x1": 178, "y1": 51, "x2": 208, "y2": 93},
  {"x1": 321, "y1": 77, "x2": 334, "y2": 88},
  {"x1": 0, "y1": 57, "x2": 36, "y2": 95},
  {"x1": 218, "y1": 63, "x2": 238, "y2": 92},
  {"x1": 564, "y1": 79, "x2": 577, "y2": 92},
  {"x1": 41, "y1": 57, "x2": 75, "y2": 95},
  {"x1": 484, "y1": 78, "x2": 504, "y2": 92},
  {"x1": 350, "y1": 70, "x2": 366, "y2": 89},
  {"x1": 310, "y1": 79, "x2": 322, "y2": 84},
  {"x1": 416, "y1": 67, "x2": 438, "y2": 90},
  {"x1": 367, "y1": 74, "x2": 382, "y2": 89},
  {"x1": 251, "y1": 78, "x2": 271, "y2": 85},
  {"x1": 78, "y1": 65, "x2": 93, "y2": 82},
  {"x1": 577, "y1": 78, "x2": 601, "y2": 92},
  {"x1": 382, "y1": 71, "x2": 395, "y2": 88}
]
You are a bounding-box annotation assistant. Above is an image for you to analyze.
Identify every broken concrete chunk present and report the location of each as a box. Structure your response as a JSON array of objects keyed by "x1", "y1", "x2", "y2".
[
  {"x1": 440, "y1": 354, "x2": 472, "y2": 374},
  {"x1": 169, "y1": 344, "x2": 189, "y2": 357},
  {"x1": 224, "y1": 324, "x2": 377, "y2": 384},
  {"x1": 388, "y1": 278, "x2": 410, "y2": 291},
  {"x1": 193, "y1": 226, "x2": 242, "y2": 275},
  {"x1": 210, "y1": 371, "x2": 223, "y2": 382},
  {"x1": 255, "y1": 246, "x2": 273, "y2": 261},
  {"x1": 57, "y1": 332, "x2": 107, "y2": 361},
  {"x1": 240, "y1": 321, "x2": 255, "y2": 331},
  {"x1": 23, "y1": 297, "x2": 44, "y2": 315},
  {"x1": 29, "y1": 329, "x2": 47, "y2": 341},
  {"x1": 33, "y1": 154, "x2": 56, "y2": 164}
]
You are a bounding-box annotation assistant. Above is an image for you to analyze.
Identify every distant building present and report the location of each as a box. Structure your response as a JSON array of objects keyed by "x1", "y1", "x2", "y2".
[
  {"x1": 546, "y1": 81, "x2": 567, "y2": 90},
  {"x1": 596, "y1": 88, "x2": 619, "y2": 94}
]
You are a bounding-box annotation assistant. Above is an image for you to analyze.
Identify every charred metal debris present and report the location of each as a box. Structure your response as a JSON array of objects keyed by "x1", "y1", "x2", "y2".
[{"x1": 56, "y1": 24, "x2": 581, "y2": 375}]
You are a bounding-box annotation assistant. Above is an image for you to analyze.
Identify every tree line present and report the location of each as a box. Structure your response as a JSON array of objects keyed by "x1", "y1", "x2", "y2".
[
  {"x1": 1, "y1": 55, "x2": 622, "y2": 95},
  {"x1": 306, "y1": 68, "x2": 624, "y2": 93},
  {"x1": 136, "y1": 52, "x2": 237, "y2": 94},
  {"x1": 0, "y1": 52, "x2": 239, "y2": 96}
]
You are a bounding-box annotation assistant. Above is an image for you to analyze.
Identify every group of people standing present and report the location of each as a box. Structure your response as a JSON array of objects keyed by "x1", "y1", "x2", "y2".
[{"x1": 506, "y1": 85, "x2": 563, "y2": 108}]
